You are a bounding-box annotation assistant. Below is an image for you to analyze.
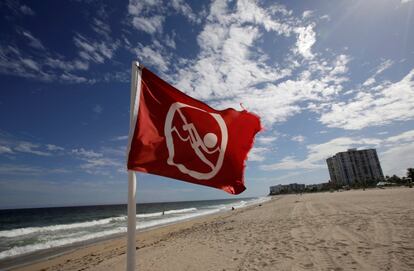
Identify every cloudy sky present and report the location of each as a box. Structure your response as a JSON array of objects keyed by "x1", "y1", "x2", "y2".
[{"x1": 1, "y1": 0, "x2": 413, "y2": 209}]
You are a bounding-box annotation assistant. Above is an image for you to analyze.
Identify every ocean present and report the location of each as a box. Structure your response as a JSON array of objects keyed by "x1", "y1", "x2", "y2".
[{"x1": 0, "y1": 197, "x2": 269, "y2": 261}]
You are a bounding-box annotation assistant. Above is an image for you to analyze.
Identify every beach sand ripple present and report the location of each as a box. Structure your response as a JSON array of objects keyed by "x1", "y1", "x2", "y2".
[{"x1": 11, "y1": 188, "x2": 414, "y2": 271}]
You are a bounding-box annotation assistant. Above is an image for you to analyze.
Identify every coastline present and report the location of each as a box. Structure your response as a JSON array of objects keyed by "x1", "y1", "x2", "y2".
[
  {"x1": 5, "y1": 187, "x2": 414, "y2": 271},
  {"x1": 0, "y1": 198, "x2": 266, "y2": 271}
]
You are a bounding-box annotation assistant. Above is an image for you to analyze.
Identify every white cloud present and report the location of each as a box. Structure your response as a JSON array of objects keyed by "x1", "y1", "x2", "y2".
[
  {"x1": 71, "y1": 147, "x2": 123, "y2": 175},
  {"x1": 401, "y1": 0, "x2": 414, "y2": 4},
  {"x1": 20, "y1": 5, "x2": 35, "y2": 16},
  {"x1": 164, "y1": 33, "x2": 176, "y2": 49},
  {"x1": 46, "y1": 144, "x2": 64, "y2": 151},
  {"x1": 0, "y1": 135, "x2": 65, "y2": 157},
  {"x1": 132, "y1": 16, "x2": 164, "y2": 34},
  {"x1": 362, "y1": 77, "x2": 376, "y2": 86},
  {"x1": 60, "y1": 73, "x2": 91, "y2": 84},
  {"x1": 302, "y1": 10, "x2": 314, "y2": 19},
  {"x1": 174, "y1": 1, "x2": 292, "y2": 99},
  {"x1": 232, "y1": 0, "x2": 294, "y2": 35},
  {"x1": 362, "y1": 59, "x2": 393, "y2": 86},
  {"x1": 128, "y1": 0, "x2": 162, "y2": 15},
  {"x1": 93, "y1": 105, "x2": 103, "y2": 114},
  {"x1": 294, "y1": 25, "x2": 316, "y2": 59},
  {"x1": 45, "y1": 58, "x2": 89, "y2": 72},
  {"x1": 15, "y1": 142, "x2": 51, "y2": 156},
  {"x1": 103, "y1": 70, "x2": 129, "y2": 83},
  {"x1": 101, "y1": 146, "x2": 126, "y2": 157},
  {"x1": 320, "y1": 15, "x2": 330, "y2": 21},
  {"x1": 381, "y1": 142, "x2": 414, "y2": 176},
  {"x1": 0, "y1": 165, "x2": 70, "y2": 178},
  {"x1": 320, "y1": 69, "x2": 414, "y2": 130},
  {"x1": 0, "y1": 32, "x2": 91, "y2": 83},
  {"x1": 21, "y1": 58, "x2": 40, "y2": 71},
  {"x1": 112, "y1": 135, "x2": 129, "y2": 141},
  {"x1": 0, "y1": 165, "x2": 46, "y2": 175},
  {"x1": 291, "y1": 135, "x2": 305, "y2": 143},
  {"x1": 0, "y1": 146, "x2": 13, "y2": 154},
  {"x1": 171, "y1": 0, "x2": 199, "y2": 23},
  {"x1": 72, "y1": 148, "x2": 102, "y2": 159},
  {"x1": 329, "y1": 54, "x2": 350, "y2": 76},
  {"x1": 80, "y1": 157, "x2": 120, "y2": 170},
  {"x1": 380, "y1": 129, "x2": 414, "y2": 175},
  {"x1": 261, "y1": 155, "x2": 320, "y2": 171},
  {"x1": 0, "y1": 140, "x2": 123, "y2": 176},
  {"x1": 20, "y1": 31, "x2": 45, "y2": 50},
  {"x1": 168, "y1": 0, "x2": 350, "y2": 128},
  {"x1": 248, "y1": 147, "x2": 269, "y2": 162},
  {"x1": 256, "y1": 136, "x2": 278, "y2": 144},
  {"x1": 128, "y1": 0, "x2": 199, "y2": 35},
  {"x1": 74, "y1": 34, "x2": 118, "y2": 64},
  {"x1": 261, "y1": 137, "x2": 380, "y2": 171},
  {"x1": 386, "y1": 129, "x2": 414, "y2": 143},
  {"x1": 375, "y1": 59, "x2": 393, "y2": 75},
  {"x1": 134, "y1": 43, "x2": 170, "y2": 72},
  {"x1": 92, "y1": 18, "x2": 111, "y2": 38},
  {"x1": 261, "y1": 129, "x2": 414, "y2": 177}
]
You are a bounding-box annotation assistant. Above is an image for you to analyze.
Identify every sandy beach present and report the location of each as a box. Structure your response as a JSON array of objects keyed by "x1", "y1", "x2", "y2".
[{"x1": 8, "y1": 187, "x2": 414, "y2": 271}]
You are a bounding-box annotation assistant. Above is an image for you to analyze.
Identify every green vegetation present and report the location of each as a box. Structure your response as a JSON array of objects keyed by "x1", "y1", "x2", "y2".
[{"x1": 269, "y1": 168, "x2": 413, "y2": 195}]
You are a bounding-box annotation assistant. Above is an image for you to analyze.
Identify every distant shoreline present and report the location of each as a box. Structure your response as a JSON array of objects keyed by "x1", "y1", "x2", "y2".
[
  {"x1": 0, "y1": 197, "x2": 266, "y2": 270},
  {"x1": 0, "y1": 197, "x2": 256, "y2": 211},
  {"x1": 7, "y1": 187, "x2": 414, "y2": 271}
]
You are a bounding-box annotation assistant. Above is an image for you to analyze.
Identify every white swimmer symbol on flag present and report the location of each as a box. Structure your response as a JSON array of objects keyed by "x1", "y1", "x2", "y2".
[{"x1": 164, "y1": 102, "x2": 228, "y2": 180}]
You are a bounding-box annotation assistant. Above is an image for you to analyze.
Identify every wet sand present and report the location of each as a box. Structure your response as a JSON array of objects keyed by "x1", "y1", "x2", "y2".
[{"x1": 9, "y1": 187, "x2": 414, "y2": 271}]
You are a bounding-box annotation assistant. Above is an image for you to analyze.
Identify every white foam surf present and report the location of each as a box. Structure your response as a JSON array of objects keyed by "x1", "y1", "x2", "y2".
[
  {"x1": 137, "y1": 208, "x2": 222, "y2": 229},
  {"x1": 164, "y1": 207, "x2": 197, "y2": 214},
  {"x1": 136, "y1": 207, "x2": 197, "y2": 218},
  {"x1": 0, "y1": 209, "x2": 218, "y2": 260},
  {"x1": 0, "y1": 227, "x2": 127, "y2": 260},
  {"x1": 0, "y1": 216, "x2": 126, "y2": 238},
  {"x1": 0, "y1": 197, "x2": 270, "y2": 260}
]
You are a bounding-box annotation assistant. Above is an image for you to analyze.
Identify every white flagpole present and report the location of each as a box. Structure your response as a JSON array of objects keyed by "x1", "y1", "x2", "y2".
[
  {"x1": 127, "y1": 171, "x2": 136, "y2": 271},
  {"x1": 126, "y1": 61, "x2": 142, "y2": 271}
]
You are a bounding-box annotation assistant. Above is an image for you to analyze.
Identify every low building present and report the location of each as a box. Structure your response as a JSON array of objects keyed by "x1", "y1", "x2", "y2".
[
  {"x1": 269, "y1": 184, "x2": 283, "y2": 195},
  {"x1": 269, "y1": 183, "x2": 305, "y2": 195},
  {"x1": 305, "y1": 182, "x2": 330, "y2": 192}
]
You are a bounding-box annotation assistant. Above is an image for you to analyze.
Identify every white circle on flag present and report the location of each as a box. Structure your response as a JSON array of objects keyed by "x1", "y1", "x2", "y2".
[
  {"x1": 203, "y1": 133, "x2": 217, "y2": 148},
  {"x1": 164, "y1": 102, "x2": 228, "y2": 180}
]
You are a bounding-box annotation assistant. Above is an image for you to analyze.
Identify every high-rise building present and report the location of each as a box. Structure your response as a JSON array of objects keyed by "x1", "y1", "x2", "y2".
[{"x1": 326, "y1": 148, "x2": 384, "y2": 186}]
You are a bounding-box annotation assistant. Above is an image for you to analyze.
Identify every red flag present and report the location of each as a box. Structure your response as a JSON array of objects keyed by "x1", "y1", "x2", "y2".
[{"x1": 127, "y1": 67, "x2": 261, "y2": 194}]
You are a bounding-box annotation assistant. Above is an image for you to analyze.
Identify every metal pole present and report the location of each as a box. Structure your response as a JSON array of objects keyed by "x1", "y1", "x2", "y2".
[
  {"x1": 127, "y1": 171, "x2": 137, "y2": 271},
  {"x1": 126, "y1": 61, "x2": 141, "y2": 271}
]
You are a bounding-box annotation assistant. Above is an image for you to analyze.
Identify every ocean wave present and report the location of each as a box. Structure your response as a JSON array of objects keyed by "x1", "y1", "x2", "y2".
[
  {"x1": 137, "y1": 208, "x2": 220, "y2": 230},
  {"x1": 0, "y1": 227, "x2": 127, "y2": 260},
  {"x1": 137, "y1": 212, "x2": 163, "y2": 218},
  {"x1": 0, "y1": 208, "x2": 218, "y2": 260},
  {"x1": 164, "y1": 207, "x2": 197, "y2": 215},
  {"x1": 0, "y1": 197, "x2": 270, "y2": 259},
  {"x1": 253, "y1": 196, "x2": 271, "y2": 204},
  {"x1": 0, "y1": 216, "x2": 126, "y2": 238},
  {"x1": 224, "y1": 197, "x2": 270, "y2": 210},
  {"x1": 0, "y1": 207, "x2": 200, "y2": 238},
  {"x1": 136, "y1": 207, "x2": 197, "y2": 218},
  {"x1": 232, "y1": 200, "x2": 247, "y2": 208}
]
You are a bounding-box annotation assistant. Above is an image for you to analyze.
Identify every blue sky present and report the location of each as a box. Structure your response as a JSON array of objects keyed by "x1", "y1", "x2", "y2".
[{"x1": 0, "y1": 0, "x2": 413, "y2": 209}]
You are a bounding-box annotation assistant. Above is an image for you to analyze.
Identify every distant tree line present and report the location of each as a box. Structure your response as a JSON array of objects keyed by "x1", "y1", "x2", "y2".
[
  {"x1": 382, "y1": 168, "x2": 413, "y2": 187},
  {"x1": 269, "y1": 168, "x2": 413, "y2": 195},
  {"x1": 344, "y1": 167, "x2": 413, "y2": 190}
]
